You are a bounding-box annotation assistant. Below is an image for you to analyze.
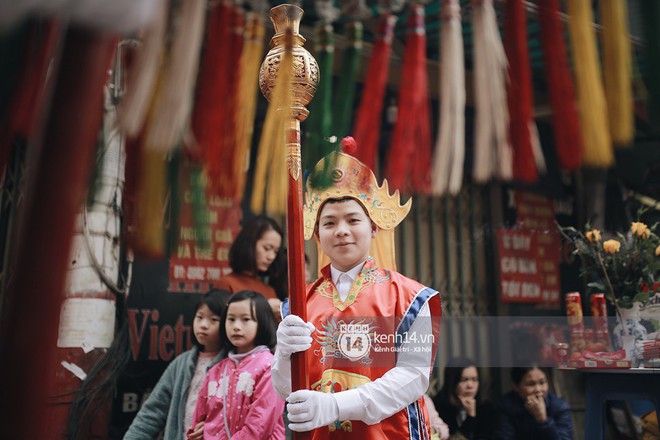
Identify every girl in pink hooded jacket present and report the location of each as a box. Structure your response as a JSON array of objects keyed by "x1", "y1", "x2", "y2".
[{"x1": 189, "y1": 290, "x2": 285, "y2": 440}]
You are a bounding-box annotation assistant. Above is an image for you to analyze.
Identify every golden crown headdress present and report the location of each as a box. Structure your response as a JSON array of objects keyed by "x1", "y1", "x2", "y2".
[{"x1": 303, "y1": 141, "x2": 412, "y2": 240}]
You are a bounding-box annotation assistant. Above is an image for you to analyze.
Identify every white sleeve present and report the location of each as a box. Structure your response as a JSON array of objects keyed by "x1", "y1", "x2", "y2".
[
  {"x1": 270, "y1": 348, "x2": 292, "y2": 400},
  {"x1": 332, "y1": 301, "x2": 432, "y2": 425}
]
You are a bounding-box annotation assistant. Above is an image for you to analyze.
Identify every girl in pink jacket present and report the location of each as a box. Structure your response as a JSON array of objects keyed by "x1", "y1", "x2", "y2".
[{"x1": 189, "y1": 290, "x2": 285, "y2": 440}]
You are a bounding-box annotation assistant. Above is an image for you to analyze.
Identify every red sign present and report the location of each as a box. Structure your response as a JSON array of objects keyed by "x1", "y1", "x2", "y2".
[
  {"x1": 497, "y1": 228, "x2": 544, "y2": 303},
  {"x1": 513, "y1": 191, "x2": 562, "y2": 308},
  {"x1": 168, "y1": 162, "x2": 242, "y2": 292},
  {"x1": 515, "y1": 191, "x2": 555, "y2": 230}
]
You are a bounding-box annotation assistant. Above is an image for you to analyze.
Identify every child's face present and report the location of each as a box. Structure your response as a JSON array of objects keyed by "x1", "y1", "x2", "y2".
[
  {"x1": 513, "y1": 368, "x2": 549, "y2": 400},
  {"x1": 255, "y1": 229, "x2": 282, "y2": 273},
  {"x1": 193, "y1": 304, "x2": 222, "y2": 352},
  {"x1": 225, "y1": 300, "x2": 258, "y2": 354},
  {"x1": 317, "y1": 199, "x2": 376, "y2": 272}
]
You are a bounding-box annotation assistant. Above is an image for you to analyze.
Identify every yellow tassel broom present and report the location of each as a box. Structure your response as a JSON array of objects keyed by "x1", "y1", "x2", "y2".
[
  {"x1": 601, "y1": 0, "x2": 634, "y2": 146},
  {"x1": 566, "y1": 0, "x2": 613, "y2": 167}
]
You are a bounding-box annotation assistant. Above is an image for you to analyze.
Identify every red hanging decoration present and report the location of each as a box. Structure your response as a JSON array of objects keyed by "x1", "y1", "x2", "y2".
[
  {"x1": 504, "y1": 0, "x2": 543, "y2": 183},
  {"x1": 538, "y1": 0, "x2": 583, "y2": 172},
  {"x1": 385, "y1": 4, "x2": 432, "y2": 194},
  {"x1": 191, "y1": 1, "x2": 244, "y2": 197},
  {"x1": 352, "y1": 14, "x2": 397, "y2": 172}
]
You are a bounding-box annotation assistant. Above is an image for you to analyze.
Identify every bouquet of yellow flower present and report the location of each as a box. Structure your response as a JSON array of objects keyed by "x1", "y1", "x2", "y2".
[{"x1": 559, "y1": 220, "x2": 660, "y2": 309}]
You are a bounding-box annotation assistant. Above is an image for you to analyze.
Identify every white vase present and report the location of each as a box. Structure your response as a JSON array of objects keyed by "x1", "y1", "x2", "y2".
[{"x1": 612, "y1": 303, "x2": 647, "y2": 351}]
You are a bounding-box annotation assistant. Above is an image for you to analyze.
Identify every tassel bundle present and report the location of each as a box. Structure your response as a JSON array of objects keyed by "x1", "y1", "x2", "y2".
[
  {"x1": 133, "y1": 145, "x2": 168, "y2": 257},
  {"x1": 130, "y1": 0, "x2": 205, "y2": 257},
  {"x1": 504, "y1": 0, "x2": 545, "y2": 183},
  {"x1": 471, "y1": 0, "x2": 512, "y2": 183},
  {"x1": 432, "y1": 0, "x2": 465, "y2": 196},
  {"x1": 352, "y1": 14, "x2": 397, "y2": 171},
  {"x1": 600, "y1": 0, "x2": 634, "y2": 146},
  {"x1": 118, "y1": 0, "x2": 167, "y2": 137},
  {"x1": 303, "y1": 22, "x2": 336, "y2": 183},
  {"x1": 143, "y1": 0, "x2": 206, "y2": 152},
  {"x1": 192, "y1": 1, "x2": 244, "y2": 197},
  {"x1": 332, "y1": 21, "x2": 362, "y2": 139},
  {"x1": 538, "y1": 0, "x2": 583, "y2": 171},
  {"x1": 234, "y1": 12, "x2": 265, "y2": 200},
  {"x1": 250, "y1": 30, "x2": 294, "y2": 215},
  {"x1": 566, "y1": 0, "x2": 613, "y2": 167},
  {"x1": 386, "y1": 4, "x2": 432, "y2": 194}
]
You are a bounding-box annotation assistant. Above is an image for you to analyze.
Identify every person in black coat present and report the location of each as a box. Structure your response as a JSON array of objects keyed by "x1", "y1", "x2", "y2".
[
  {"x1": 433, "y1": 357, "x2": 496, "y2": 440},
  {"x1": 494, "y1": 367, "x2": 573, "y2": 440}
]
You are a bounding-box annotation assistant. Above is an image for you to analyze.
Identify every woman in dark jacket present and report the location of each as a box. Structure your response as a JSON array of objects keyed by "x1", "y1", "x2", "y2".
[
  {"x1": 494, "y1": 367, "x2": 573, "y2": 440},
  {"x1": 433, "y1": 357, "x2": 496, "y2": 440}
]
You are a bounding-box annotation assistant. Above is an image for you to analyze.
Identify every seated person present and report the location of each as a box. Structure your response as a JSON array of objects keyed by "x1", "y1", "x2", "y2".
[
  {"x1": 494, "y1": 367, "x2": 572, "y2": 440},
  {"x1": 433, "y1": 357, "x2": 496, "y2": 440}
]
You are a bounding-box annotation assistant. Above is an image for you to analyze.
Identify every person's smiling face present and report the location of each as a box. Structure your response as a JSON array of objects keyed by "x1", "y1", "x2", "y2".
[
  {"x1": 514, "y1": 368, "x2": 549, "y2": 400},
  {"x1": 317, "y1": 199, "x2": 377, "y2": 272}
]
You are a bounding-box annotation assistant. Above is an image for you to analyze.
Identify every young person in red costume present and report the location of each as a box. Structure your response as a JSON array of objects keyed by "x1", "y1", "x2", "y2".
[{"x1": 271, "y1": 139, "x2": 442, "y2": 439}]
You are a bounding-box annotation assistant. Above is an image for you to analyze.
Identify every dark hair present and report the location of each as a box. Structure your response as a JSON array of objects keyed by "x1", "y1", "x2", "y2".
[
  {"x1": 319, "y1": 197, "x2": 368, "y2": 216},
  {"x1": 192, "y1": 289, "x2": 233, "y2": 350},
  {"x1": 510, "y1": 366, "x2": 548, "y2": 385},
  {"x1": 436, "y1": 357, "x2": 482, "y2": 406},
  {"x1": 220, "y1": 290, "x2": 277, "y2": 352},
  {"x1": 228, "y1": 216, "x2": 287, "y2": 299}
]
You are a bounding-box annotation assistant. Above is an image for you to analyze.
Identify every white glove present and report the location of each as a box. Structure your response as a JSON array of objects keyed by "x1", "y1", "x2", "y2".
[
  {"x1": 287, "y1": 390, "x2": 339, "y2": 432},
  {"x1": 276, "y1": 314, "x2": 315, "y2": 358}
]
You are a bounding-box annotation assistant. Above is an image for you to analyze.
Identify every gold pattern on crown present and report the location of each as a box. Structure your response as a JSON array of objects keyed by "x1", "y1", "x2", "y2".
[{"x1": 303, "y1": 152, "x2": 412, "y2": 239}]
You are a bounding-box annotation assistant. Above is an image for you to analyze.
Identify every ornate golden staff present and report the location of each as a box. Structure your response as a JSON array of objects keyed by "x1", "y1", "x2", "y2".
[{"x1": 259, "y1": 4, "x2": 317, "y2": 434}]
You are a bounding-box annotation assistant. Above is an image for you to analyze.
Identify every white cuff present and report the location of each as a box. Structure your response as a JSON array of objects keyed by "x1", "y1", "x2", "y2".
[
  {"x1": 270, "y1": 350, "x2": 292, "y2": 399},
  {"x1": 332, "y1": 389, "x2": 368, "y2": 424}
]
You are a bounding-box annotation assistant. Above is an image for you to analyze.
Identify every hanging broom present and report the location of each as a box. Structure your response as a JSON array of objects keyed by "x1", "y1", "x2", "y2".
[
  {"x1": 471, "y1": 0, "x2": 512, "y2": 183},
  {"x1": 143, "y1": 0, "x2": 206, "y2": 152},
  {"x1": 432, "y1": 0, "x2": 465, "y2": 196},
  {"x1": 132, "y1": 0, "x2": 206, "y2": 257},
  {"x1": 332, "y1": 21, "x2": 362, "y2": 140},
  {"x1": 132, "y1": 70, "x2": 168, "y2": 257},
  {"x1": 566, "y1": 0, "x2": 613, "y2": 167},
  {"x1": 234, "y1": 11, "x2": 265, "y2": 201},
  {"x1": 118, "y1": 0, "x2": 167, "y2": 137},
  {"x1": 303, "y1": 21, "x2": 337, "y2": 188},
  {"x1": 194, "y1": 1, "x2": 244, "y2": 197},
  {"x1": 538, "y1": 0, "x2": 583, "y2": 172},
  {"x1": 352, "y1": 13, "x2": 397, "y2": 171},
  {"x1": 600, "y1": 0, "x2": 634, "y2": 146},
  {"x1": 504, "y1": 0, "x2": 545, "y2": 183},
  {"x1": 386, "y1": 3, "x2": 432, "y2": 195}
]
